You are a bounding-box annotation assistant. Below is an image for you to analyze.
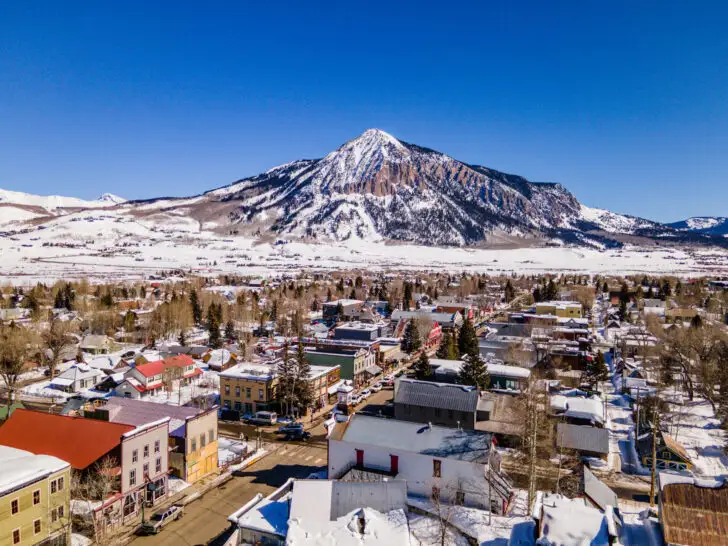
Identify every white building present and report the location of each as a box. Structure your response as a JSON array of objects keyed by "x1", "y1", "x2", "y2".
[
  {"x1": 328, "y1": 414, "x2": 512, "y2": 514},
  {"x1": 50, "y1": 364, "x2": 105, "y2": 393}
]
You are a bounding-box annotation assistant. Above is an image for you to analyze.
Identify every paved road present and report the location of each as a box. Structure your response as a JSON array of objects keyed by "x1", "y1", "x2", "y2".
[{"x1": 130, "y1": 441, "x2": 328, "y2": 546}]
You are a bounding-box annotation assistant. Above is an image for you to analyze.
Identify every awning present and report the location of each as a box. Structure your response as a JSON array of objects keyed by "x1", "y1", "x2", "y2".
[
  {"x1": 365, "y1": 365, "x2": 382, "y2": 375},
  {"x1": 327, "y1": 380, "x2": 345, "y2": 395}
]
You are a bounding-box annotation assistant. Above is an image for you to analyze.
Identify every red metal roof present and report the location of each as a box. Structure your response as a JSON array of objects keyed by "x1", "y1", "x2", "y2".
[
  {"x1": 0, "y1": 409, "x2": 134, "y2": 470},
  {"x1": 135, "y1": 355, "x2": 195, "y2": 378}
]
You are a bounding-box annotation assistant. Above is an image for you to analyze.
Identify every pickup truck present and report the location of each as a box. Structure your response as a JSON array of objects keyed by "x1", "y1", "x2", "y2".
[{"x1": 138, "y1": 505, "x2": 184, "y2": 535}]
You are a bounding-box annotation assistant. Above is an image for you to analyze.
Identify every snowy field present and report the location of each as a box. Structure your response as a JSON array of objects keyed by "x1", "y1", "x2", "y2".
[{"x1": 1, "y1": 215, "x2": 727, "y2": 284}]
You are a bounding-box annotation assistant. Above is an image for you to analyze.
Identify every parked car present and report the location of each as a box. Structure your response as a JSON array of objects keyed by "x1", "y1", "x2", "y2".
[
  {"x1": 277, "y1": 422, "x2": 304, "y2": 434},
  {"x1": 371, "y1": 383, "x2": 383, "y2": 392},
  {"x1": 283, "y1": 429, "x2": 311, "y2": 441},
  {"x1": 139, "y1": 505, "x2": 184, "y2": 535},
  {"x1": 248, "y1": 411, "x2": 278, "y2": 426},
  {"x1": 360, "y1": 388, "x2": 372, "y2": 399}
]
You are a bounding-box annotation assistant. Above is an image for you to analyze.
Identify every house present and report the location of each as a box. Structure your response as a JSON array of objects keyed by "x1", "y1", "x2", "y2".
[
  {"x1": 219, "y1": 362, "x2": 277, "y2": 414},
  {"x1": 328, "y1": 414, "x2": 513, "y2": 513},
  {"x1": 550, "y1": 392, "x2": 605, "y2": 427},
  {"x1": 79, "y1": 335, "x2": 117, "y2": 355},
  {"x1": 114, "y1": 355, "x2": 202, "y2": 399},
  {"x1": 49, "y1": 364, "x2": 105, "y2": 393},
  {"x1": 0, "y1": 445, "x2": 71, "y2": 546},
  {"x1": 308, "y1": 365, "x2": 342, "y2": 409},
  {"x1": 390, "y1": 310, "x2": 463, "y2": 330},
  {"x1": 556, "y1": 423, "x2": 609, "y2": 459},
  {"x1": 393, "y1": 378, "x2": 494, "y2": 430},
  {"x1": 637, "y1": 428, "x2": 692, "y2": 472},
  {"x1": 227, "y1": 479, "x2": 410, "y2": 546},
  {"x1": 0, "y1": 409, "x2": 169, "y2": 529},
  {"x1": 531, "y1": 492, "x2": 619, "y2": 546},
  {"x1": 658, "y1": 473, "x2": 728, "y2": 546},
  {"x1": 86, "y1": 397, "x2": 218, "y2": 484},
  {"x1": 202, "y1": 348, "x2": 238, "y2": 372}
]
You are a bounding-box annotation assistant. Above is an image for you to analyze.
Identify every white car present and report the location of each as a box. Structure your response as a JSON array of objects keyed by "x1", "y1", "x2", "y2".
[
  {"x1": 360, "y1": 388, "x2": 372, "y2": 398},
  {"x1": 371, "y1": 383, "x2": 383, "y2": 393}
]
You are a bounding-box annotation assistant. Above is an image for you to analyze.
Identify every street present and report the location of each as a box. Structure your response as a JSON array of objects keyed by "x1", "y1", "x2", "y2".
[{"x1": 130, "y1": 441, "x2": 328, "y2": 546}]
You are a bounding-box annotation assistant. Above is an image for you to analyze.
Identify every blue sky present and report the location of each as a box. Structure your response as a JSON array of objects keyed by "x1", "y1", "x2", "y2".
[{"x1": 1, "y1": 1, "x2": 726, "y2": 222}]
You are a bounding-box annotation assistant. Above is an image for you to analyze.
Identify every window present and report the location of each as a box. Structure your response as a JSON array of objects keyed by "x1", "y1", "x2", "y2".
[
  {"x1": 143, "y1": 463, "x2": 149, "y2": 476},
  {"x1": 57, "y1": 476, "x2": 64, "y2": 491},
  {"x1": 431, "y1": 486, "x2": 440, "y2": 501},
  {"x1": 12, "y1": 529, "x2": 20, "y2": 545},
  {"x1": 433, "y1": 459, "x2": 441, "y2": 478},
  {"x1": 156, "y1": 457, "x2": 162, "y2": 473},
  {"x1": 200, "y1": 433, "x2": 206, "y2": 448},
  {"x1": 155, "y1": 440, "x2": 161, "y2": 453},
  {"x1": 11, "y1": 499, "x2": 19, "y2": 515},
  {"x1": 33, "y1": 490, "x2": 40, "y2": 505},
  {"x1": 143, "y1": 444, "x2": 149, "y2": 458},
  {"x1": 51, "y1": 508, "x2": 58, "y2": 523},
  {"x1": 224, "y1": 385, "x2": 230, "y2": 395},
  {"x1": 448, "y1": 410, "x2": 454, "y2": 419},
  {"x1": 234, "y1": 401, "x2": 241, "y2": 411},
  {"x1": 51, "y1": 480, "x2": 57, "y2": 494},
  {"x1": 434, "y1": 408, "x2": 441, "y2": 417},
  {"x1": 129, "y1": 469, "x2": 137, "y2": 487},
  {"x1": 246, "y1": 387, "x2": 251, "y2": 399},
  {"x1": 258, "y1": 389, "x2": 264, "y2": 400},
  {"x1": 455, "y1": 491, "x2": 465, "y2": 505},
  {"x1": 191, "y1": 438, "x2": 197, "y2": 452},
  {"x1": 34, "y1": 519, "x2": 41, "y2": 534},
  {"x1": 236, "y1": 386, "x2": 241, "y2": 396},
  {"x1": 58, "y1": 505, "x2": 64, "y2": 519},
  {"x1": 209, "y1": 429, "x2": 215, "y2": 443},
  {"x1": 132, "y1": 449, "x2": 138, "y2": 463}
]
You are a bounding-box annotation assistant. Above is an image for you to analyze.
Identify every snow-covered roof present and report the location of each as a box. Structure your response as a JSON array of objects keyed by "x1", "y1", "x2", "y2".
[
  {"x1": 550, "y1": 394, "x2": 605, "y2": 425},
  {"x1": 219, "y1": 362, "x2": 276, "y2": 381},
  {"x1": 228, "y1": 480, "x2": 292, "y2": 538},
  {"x1": 486, "y1": 363, "x2": 531, "y2": 379},
  {"x1": 0, "y1": 445, "x2": 69, "y2": 495},
  {"x1": 536, "y1": 494, "x2": 611, "y2": 545}
]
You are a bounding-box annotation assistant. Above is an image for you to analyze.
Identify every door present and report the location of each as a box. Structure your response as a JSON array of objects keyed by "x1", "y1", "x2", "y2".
[
  {"x1": 355, "y1": 449, "x2": 364, "y2": 467},
  {"x1": 390, "y1": 454, "x2": 399, "y2": 474}
]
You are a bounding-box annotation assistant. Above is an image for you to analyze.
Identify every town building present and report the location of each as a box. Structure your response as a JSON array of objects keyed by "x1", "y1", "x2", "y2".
[
  {"x1": 322, "y1": 299, "x2": 364, "y2": 321},
  {"x1": 556, "y1": 423, "x2": 609, "y2": 459},
  {"x1": 333, "y1": 322, "x2": 381, "y2": 342},
  {"x1": 49, "y1": 364, "x2": 105, "y2": 394},
  {"x1": 79, "y1": 335, "x2": 117, "y2": 355},
  {"x1": 637, "y1": 428, "x2": 692, "y2": 472},
  {"x1": 85, "y1": 397, "x2": 218, "y2": 484},
  {"x1": 0, "y1": 446, "x2": 71, "y2": 546},
  {"x1": 0, "y1": 409, "x2": 169, "y2": 530},
  {"x1": 220, "y1": 363, "x2": 277, "y2": 414},
  {"x1": 393, "y1": 378, "x2": 494, "y2": 430},
  {"x1": 328, "y1": 414, "x2": 512, "y2": 513},
  {"x1": 114, "y1": 355, "x2": 203, "y2": 399},
  {"x1": 535, "y1": 301, "x2": 583, "y2": 318},
  {"x1": 304, "y1": 345, "x2": 376, "y2": 388}
]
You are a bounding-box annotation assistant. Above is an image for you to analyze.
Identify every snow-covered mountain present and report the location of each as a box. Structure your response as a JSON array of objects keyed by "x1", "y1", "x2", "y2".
[
  {"x1": 669, "y1": 217, "x2": 728, "y2": 237},
  {"x1": 0, "y1": 130, "x2": 719, "y2": 249},
  {"x1": 0, "y1": 188, "x2": 125, "y2": 211}
]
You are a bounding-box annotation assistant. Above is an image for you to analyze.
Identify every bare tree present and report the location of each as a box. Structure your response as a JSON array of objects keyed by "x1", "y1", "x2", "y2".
[
  {"x1": 72, "y1": 457, "x2": 121, "y2": 546},
  {"x1": 0, "y1": 325, "x2": 33, "y2": 406},
  {"x1": 42, "y1": 319, "x2": 78, "y2": 379}
]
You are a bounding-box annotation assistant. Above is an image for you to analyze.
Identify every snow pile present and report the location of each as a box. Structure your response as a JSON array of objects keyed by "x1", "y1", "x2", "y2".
[{"x1": 286, "y1": 507, "x2": 411, "y2": 546}]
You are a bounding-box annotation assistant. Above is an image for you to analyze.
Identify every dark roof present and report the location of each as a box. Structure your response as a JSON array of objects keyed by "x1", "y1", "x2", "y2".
[
  {"x1": 556, "y1": 423, "x2": 609, "y2": 455},
  {"x1": 394, "y1": 378, "x2": 479, "y2": 413},
  {"x1": 661, "y1": 482, "x2": 728, "y2": 546},
  {"x1": 583, "y1": 466, "x2": 618, "y2": 511}
]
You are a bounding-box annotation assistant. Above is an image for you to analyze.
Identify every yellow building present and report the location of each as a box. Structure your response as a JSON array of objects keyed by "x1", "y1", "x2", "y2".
[
  {"x1": 220, "y1": 363, "x2": 278, "y2": 414},
  {"x1": 0, "y1": 446, "x2": 71, "y2": 546},
  {"x1": 535, "y1": 301, "x2": 583, "y2": 318}
]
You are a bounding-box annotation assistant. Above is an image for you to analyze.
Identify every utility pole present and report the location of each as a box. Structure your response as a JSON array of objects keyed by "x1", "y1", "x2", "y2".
[
  {"x1": 527, "y1": 381, "x2": 538, "y2": 509},
  {"x1": 650, "y1": 412, "x2": 659, "y2": 507}
]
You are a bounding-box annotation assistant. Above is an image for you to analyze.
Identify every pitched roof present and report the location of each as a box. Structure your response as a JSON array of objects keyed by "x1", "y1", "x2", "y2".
[
  {"x1": 394, "y1": 378, "x2": 480, "y2": 412},
  {"x1": 583, "y1": 466, "x2": 618, "y2": 511},
  {"x1": 0, "y1": 409, "x2": 133, "y2": 470},
  {"x1": 0, "y1": 445, "x2": 70, "y2": 495},
  {"x1": 661, "y1": 482, "x2": 728, "y2": 546},
  {"x1": 102, "y1": 397, "x2": 205, "y2": 437},
  {"x1": 557, "y1": 423, "x2": 609, "y2": 455},
  {"x1": 134, "y1": 354, "x2": 195, "y2": 378}
]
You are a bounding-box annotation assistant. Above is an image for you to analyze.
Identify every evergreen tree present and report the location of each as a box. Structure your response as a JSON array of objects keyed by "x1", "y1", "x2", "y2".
[
  {"x1": 532, "y1": 286, "x2": 542, "y2": 303},
  {"x1": 123, "y1": 310, "x2": 136, "y2": 333},
  {"x1": 54, "y1": 289, "x2": 65, "y2": 310},
  {"x1": 326, "y1": 288, "x2": 333, "y2": 302},
  {"x1": 459, "y1": 353, "x2": 490, "y2": 390},
  {"x1": 436, "y1": 330, "x2": 460, "y2": 360},
  {"x1": 457, "y1": 319, "x2": 479, "y2": 359},
  {"x1": 602, "y1": 281, "x2": 609, "y2": 293},
  {"x1": 293, "y1": 342, "x2": 315, "y2": 413},
  {"x1": 403, "y1": 282, "x2": 413, "y2": 311},
  {"x1": 690, "y1": 314, "x2": 703, "y2": 329},
  {"x1": 413, "y1": 352, "x2": 432, "y2": 380},
  {"x1": 349, "y1": 288, "x2": 357, "y2": 300},
  {"x1": 190, "y1": 289, "x2": 202, "y2": 325},
  {"x1": 335, "y1": 302, "x2": 344, "y2": 321},
  {"x1": 208, "y1": 310, "x2": 222, "y2": 349},
  {"x1": 276, "y1": 343, "x2": 295, "y2": 416},
  {"x1": 224, "y1": 319, "x2": 236, "y2": 340},
  {"x1": 585, "y1": 351, "x2": 609, "y2": 387},
  {"x1": 178, "y1": 329, "x2": 187, "y2": 347},
  {"x1": 504, "y1": 280, "x2": 515, "y2": 303},
  {"x1": 401, "y1": 320, "x2": 422, "y2": 354}
]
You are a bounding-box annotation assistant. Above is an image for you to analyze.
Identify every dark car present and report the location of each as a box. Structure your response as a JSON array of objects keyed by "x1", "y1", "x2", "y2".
[
  {"x1": 283, "y1": 429, "x2": 311, "y2": 441},
  {"x1": 277, "y1": 422, "x2": 304, "y2": 435}
]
